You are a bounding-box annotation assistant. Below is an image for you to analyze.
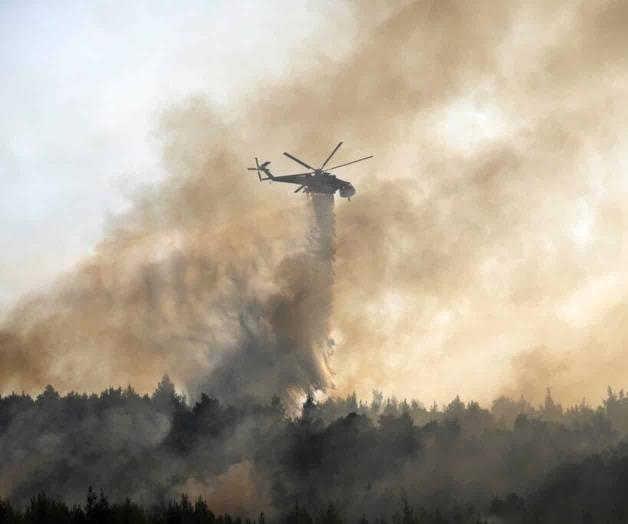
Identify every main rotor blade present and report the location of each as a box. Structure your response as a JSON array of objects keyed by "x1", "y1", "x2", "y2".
[
  {"x1": 284, "y1": 172, "x2": 313, "y2": 176},
  {"x1": 320, "y1": 142, "x2": 343, "y2": 169},
  {"x1": 283, "y1": 152, "x2": 315, "y2": 170},
  {"x1": 327, "y1": 155, "x2": 374, "y2": 170},
  {"x1": 294, "y1": 185, "x2": 305, "y2": 193}
]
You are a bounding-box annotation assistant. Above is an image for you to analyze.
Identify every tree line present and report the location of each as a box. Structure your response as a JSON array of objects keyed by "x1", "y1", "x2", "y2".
[{"x1": 2, "y1": 378, "x2": 628, "y2": 522}]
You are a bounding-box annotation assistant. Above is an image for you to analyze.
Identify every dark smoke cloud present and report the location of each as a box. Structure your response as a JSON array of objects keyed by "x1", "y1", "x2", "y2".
[{"x1": 193, "y1": 194, "x2": 337, "y2": 402}]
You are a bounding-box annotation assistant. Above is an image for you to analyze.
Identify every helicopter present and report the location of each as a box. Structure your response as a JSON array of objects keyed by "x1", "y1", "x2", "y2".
[{"x1": 247, "y1": 142, "x2": 373, "y2": 200}]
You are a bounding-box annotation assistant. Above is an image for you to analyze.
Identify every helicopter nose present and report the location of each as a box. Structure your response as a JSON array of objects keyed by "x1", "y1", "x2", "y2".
[{"x1": 340, "y1": 185, "x2": 356, "y2": 198}]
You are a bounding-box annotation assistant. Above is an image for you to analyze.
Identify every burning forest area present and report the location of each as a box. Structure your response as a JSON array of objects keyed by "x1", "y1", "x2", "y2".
[{"x1": 3, "y1": 1, "x2": 628, "y2": 522}]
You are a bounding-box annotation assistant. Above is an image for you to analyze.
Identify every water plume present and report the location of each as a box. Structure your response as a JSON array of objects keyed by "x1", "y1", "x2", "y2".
[{"x1": 194, "y1": 192, "x2": 337, "y2": 404}]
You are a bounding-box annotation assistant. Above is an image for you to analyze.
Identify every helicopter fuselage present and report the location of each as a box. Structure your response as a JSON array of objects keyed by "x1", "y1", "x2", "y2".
[{"x1": 304, "y1": 170, "x2": 356, "y2": 198}]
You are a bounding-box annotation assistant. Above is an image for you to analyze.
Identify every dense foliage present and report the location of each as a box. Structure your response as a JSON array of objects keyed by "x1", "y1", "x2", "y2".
[{"x1": 2, "y1": 380, "x2": 628, "y2": 522}]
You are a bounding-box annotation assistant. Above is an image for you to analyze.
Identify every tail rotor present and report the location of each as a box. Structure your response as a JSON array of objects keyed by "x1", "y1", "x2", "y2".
[
  {"x1": 247, "y1": 157, "x2": 273, "y2": 181},
  {"x1": 246, "y1": 157, "x2": 262, "y2": 181}
]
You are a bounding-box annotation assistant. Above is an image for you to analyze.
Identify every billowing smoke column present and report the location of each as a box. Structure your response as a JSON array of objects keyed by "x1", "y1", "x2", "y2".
[
  {"x1": 193, "y1": 193, "x2": 337, "y2": 404},
  {"x1": 0, "y1": 176, "x2": 339, "y2": 406}
]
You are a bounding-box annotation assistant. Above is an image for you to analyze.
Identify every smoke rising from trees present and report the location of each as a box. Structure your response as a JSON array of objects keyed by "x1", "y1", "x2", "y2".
[
  {"x1": 2, "y1": 2, "x2": 628, "y2": 519},
  {"x1": 2, "y1": 381, "x2": 628, "y2": 522},
  {"x1": 191, "y1": 193, "x2": 337, "y2": 404},
  {"x1": 2, "y1": 0, "x2": 628, "y2": 405}
]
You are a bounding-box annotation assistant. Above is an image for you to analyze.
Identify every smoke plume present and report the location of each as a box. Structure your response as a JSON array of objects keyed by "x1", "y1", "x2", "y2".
[
  {"x1": 2, "y1": 0, "x2": 628, "y2": 407},
  {"x1": 193, "y1": 192, "x2": 337, "y2": 403}
]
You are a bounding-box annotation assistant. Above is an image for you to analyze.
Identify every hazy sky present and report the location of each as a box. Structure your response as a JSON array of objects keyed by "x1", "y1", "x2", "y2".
[{"x1": 0, "y1": 0, "x2": 345, "y2": 312}]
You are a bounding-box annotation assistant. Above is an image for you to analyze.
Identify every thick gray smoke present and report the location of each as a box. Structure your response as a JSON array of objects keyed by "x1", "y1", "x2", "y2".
[
  {"x1": 192, "y1": 193, "x2": 337, "y2": 404},
  {"x1": 0, "y1": 94, "x2": 344, "y2": 406}
]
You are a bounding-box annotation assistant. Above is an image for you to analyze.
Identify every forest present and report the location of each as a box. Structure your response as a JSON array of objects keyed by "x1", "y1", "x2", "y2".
[{"x1": 2, "y1": 379, "x2": 628, "y2": 523}]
